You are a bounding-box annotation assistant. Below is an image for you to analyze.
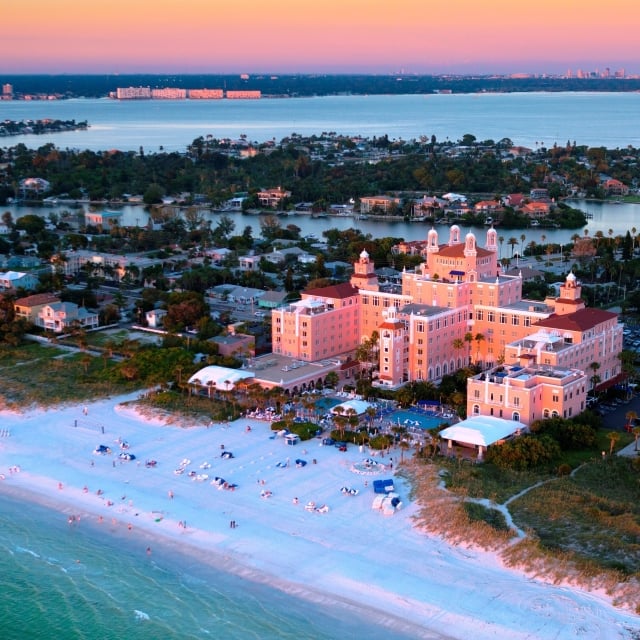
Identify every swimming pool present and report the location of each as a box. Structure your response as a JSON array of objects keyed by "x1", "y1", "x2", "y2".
[
  {"x1": 386, "y1": 409, "x2": 451, "y2": 431},
  {"x1": 314, "y1": 397, "x2": 344, "y2": 413}
]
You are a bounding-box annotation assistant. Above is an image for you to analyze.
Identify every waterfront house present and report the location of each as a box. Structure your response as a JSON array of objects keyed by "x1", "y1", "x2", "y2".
[
  {"x1": 257, "y1": 187, "x2": 291, "y2": 208},
  {"x1": 359, "y1": 195, "x2": 401, "y2": 214}
]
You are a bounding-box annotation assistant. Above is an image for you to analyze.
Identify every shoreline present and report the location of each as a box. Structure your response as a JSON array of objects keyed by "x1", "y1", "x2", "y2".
[
  {"x1": 0, "y1": 483, "x2": 441, "y2": 640},
  {"x1": 1, "y1": 395, "x2": 639, "y2": 639}
]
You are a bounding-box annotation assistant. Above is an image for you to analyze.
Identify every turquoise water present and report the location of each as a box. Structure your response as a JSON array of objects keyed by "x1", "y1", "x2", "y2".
[
  {"x1": 386, "y1": 409, "x2": 449, "y2": 431},
  {"x1": 0, "y1": 492, "x2": 425, "y2": 640}
]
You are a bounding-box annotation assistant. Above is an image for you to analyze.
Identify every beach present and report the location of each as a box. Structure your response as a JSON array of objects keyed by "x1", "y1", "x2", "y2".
[{"x1": 1, "y1": 393, "x2": 639, "y2": 639}]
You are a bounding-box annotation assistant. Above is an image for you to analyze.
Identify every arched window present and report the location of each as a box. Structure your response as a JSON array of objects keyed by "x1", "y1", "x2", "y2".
[
  {"x1": 435, "y1": 365, "x2": 441, "y2": 378},
  {"x1": 551, "y1": 410, "x2": 559, "y2": 418},
  {"x1": 512, "y1": 412, "x2": 520, "y2": 422},
  {"x1": 473, "y1": 404, "x2": 480, "y2": 415},
  {"x1": 543, "y1": 408, "x2": 550, "y2": 418},
  {"x1": 443, "y1": 362, "x2": 448, "y2": 375}
]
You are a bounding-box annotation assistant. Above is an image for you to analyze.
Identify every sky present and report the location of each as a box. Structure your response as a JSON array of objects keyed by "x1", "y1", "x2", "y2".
[{"x1": 3, "y1": 0, "x2": 639, "y2": 75}]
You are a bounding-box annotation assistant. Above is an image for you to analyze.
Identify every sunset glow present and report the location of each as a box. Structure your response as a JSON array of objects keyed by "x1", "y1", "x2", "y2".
[{"x1": 3, "y1": 0, "x2": 639, "y2": 74}]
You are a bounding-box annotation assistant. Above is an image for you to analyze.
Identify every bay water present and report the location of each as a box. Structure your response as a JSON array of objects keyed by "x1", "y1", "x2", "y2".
[{"x1": 1, "y1": 92, "x2": 639, "y2": 152}]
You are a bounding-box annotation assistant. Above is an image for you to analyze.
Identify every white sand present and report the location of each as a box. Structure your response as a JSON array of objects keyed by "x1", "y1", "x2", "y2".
[{"x1": 1, "y1": 392, "x2": 638, "y2": 640}]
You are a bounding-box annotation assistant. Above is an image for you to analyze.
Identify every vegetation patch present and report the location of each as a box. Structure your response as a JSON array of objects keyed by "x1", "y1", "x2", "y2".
[{"x1": 463, "y1": 501, "x2": 510, "y2": 532}]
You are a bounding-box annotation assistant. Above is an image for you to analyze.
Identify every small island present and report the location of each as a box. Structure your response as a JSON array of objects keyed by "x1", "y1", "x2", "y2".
[{"x1": 0, "y1": 118, "x2": 88, "y2": 137}]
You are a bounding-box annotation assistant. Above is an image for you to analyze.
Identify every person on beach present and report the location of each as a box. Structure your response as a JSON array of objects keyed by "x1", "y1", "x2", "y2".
[
  {"x1": 146, "y1": 547, "x2": 152, "y2": 555},
  {"x1": 168, "y1": 490, "x2": 174, "y2": 499}
]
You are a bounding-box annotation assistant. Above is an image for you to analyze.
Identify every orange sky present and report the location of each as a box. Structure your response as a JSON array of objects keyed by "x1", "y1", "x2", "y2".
[{"x1": 3, "y1": 0, "x2": 639, "y2": 74}]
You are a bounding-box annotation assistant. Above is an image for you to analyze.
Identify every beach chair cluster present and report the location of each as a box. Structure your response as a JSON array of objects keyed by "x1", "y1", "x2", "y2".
[
  {"x1": 371, "y1": 478, "x2": 402, "y2": 516},
  {"x1": 245, "y1": 407, "x2": 281, "y2": 421},
  {"x1": 304, "y1": 501, "x2": 329, "y2": 513}
]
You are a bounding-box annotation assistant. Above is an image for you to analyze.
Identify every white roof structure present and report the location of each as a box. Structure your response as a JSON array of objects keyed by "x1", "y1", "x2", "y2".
[
  {"x1": 439, "y1": 416, "x2": 523, "y2": 448},
  {"x1": 331, "y1": 399, "x2": 372, "y2": 416},
  {"x1": 188, "y1": 366, "x2": 254, "y2": 390}
]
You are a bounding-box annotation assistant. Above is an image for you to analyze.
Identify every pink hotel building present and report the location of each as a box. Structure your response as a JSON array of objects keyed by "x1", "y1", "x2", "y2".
[{"x1": 272, "y1": 226, "x2": 623, "y2": 426}]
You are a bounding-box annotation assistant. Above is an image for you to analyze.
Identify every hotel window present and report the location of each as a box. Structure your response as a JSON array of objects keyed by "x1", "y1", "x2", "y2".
[
  {"x1": 512, "y1": 316, "x2": 519, "y2": 326},
  {"x1": 476, "y1": 310, "x2": 483, "y2": 321},
  {"x1": 487, "y1": 312, "x2": 495, "y2": 322},
  {"x1": 552, "y1": 394, "x2": 559, "y2": 403},
  {"x1": 416, "y1": 322, "x2": 424, "y2": 332},
  {"x1": 474, "y1": 389, "x2": 480, "y2": 398},
  {"x1": 500, "y1": 313, "x2": 507, "y2": 324},
  {"x1": 362, "y1": 295, "x2": 369, "y2": 305},
  {"x1": 524, "y1": 317, "x2": 531, "y2": 327}
]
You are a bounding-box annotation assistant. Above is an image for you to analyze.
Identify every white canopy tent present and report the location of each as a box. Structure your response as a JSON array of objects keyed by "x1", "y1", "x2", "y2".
[
  {"x1": 188, "y1": 365, "x2": 254, "y2": 390},
  {"x1": 438, "y1": 416, "x2": 524, "y2": 459}
]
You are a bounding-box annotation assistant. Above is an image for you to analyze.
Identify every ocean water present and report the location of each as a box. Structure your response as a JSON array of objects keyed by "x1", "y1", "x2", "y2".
[{"x1": 0, "y1": 492, "x2": 427, "y2": 640}]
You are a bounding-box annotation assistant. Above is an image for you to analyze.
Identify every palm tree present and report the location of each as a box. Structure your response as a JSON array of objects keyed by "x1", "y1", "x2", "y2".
[
  {"x1": 625, "y1": 410, "x2": 638, "y2": 431},
  {"x1": 508, "y1": 237, "x2": 518, "y2": 258},
  {"x1": 607, "y1": 430, "x2": 620, "y2": 456},
  {"x1": 474, "y1": 332, "x2": 485, "y2": 365},
  {"x1": 458, "y1": 332, "x2": 472, "y2": 365}
]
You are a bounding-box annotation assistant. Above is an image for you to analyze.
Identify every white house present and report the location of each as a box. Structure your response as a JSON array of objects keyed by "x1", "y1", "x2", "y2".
[
  {"x1": 37, "y1": 302, "x2": 99, "y2": 333},
  {"x1": 146, "y1": 308, "x2": 167, "y2": 329}
]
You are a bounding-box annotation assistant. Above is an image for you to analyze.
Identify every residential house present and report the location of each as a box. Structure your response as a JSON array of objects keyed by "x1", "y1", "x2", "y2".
[
  {"x1": 37, "y1": 301, "x2": 99, "y2": 333},
  {"x1": 14, "y1": 292, "x2": 60, "y2": 323},
  {"x1": 145, "y1": 308, "x2": 167, "y2": 329},
  {"x1": 602, "y1": 178, "x2": 629, "y2": 196},
  {"x1": 258, "y1": 290, "x2": 288, "y2": 310},
  {"x1": 359, "y1": 195, "x2": 401, "y2": 214},
  {"x1": 520, "y1": 202, "x2": 550, "y2": 219},
  {"x1": 257, "y1": 187, "x2": 291, "y2": 208},
  {"x1": 0, "y1": 270, "x2": 39, "y2": 291}
]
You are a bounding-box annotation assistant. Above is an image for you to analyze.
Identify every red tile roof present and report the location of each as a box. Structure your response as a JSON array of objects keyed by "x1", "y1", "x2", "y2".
[
  {"x1": 14, "y1": 293, "x2": 59, "y2": 307},
  {"x1": 534, "y1": 307, "x2": 616, "y2": 332},
  {"x1": 436, "y1": 244, "x2": 493, "y2": 258},
  {"x1": 302, "y1": 282, "x2": 359, "y2": 300}
]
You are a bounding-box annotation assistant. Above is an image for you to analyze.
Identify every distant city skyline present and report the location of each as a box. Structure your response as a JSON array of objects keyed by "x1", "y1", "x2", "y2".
[{"x1": 4, "y1": 0, "x2": 639, "y2": 75}]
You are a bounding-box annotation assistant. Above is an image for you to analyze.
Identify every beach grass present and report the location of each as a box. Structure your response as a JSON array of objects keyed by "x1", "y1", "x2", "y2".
[
  {"x1": 0, "y1": 348, "x2": 135, "y2": 407},
  {"x1": 408, "y1": 452, "x2": 640, "y2": 612}
]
